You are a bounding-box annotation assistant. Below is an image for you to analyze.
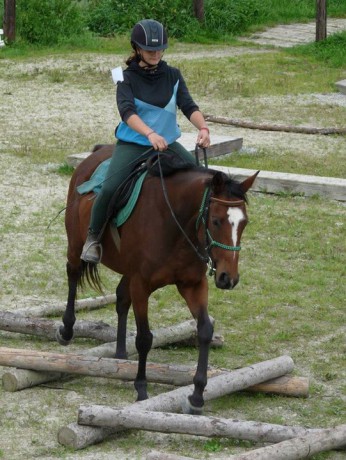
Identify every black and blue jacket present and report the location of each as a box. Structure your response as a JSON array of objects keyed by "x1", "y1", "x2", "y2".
[{"x1": 115, "y1": 60, "x2": 199, "y2": 145}]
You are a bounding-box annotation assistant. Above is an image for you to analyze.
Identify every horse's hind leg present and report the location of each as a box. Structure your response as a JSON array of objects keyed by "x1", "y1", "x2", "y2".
[
  {"x1": 56, "y1": 261, "x2": 80, "y2": 345},
  {"x1": 178, "y1": 280, "x2": 214, "y2": 414},
  {"x1": 115, "y1": 276, "x2": 131, "y2": 359}
]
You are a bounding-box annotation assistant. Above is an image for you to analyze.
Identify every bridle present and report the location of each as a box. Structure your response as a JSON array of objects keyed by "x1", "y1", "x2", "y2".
[
  {"x1": 156, "y1": 152, "x2": 245, "y2": 276},
  {"x1": 196, "y1": 187, "x2": 244, "y2": 275}
]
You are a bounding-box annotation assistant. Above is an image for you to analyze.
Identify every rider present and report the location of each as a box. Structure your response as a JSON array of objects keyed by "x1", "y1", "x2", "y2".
[{"x1": 81, "y1": 19, "x2": 211, "y2": 263}]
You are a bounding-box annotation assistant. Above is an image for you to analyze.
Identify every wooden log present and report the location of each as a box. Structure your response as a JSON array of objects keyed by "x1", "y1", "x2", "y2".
[
  {"x1": 15, "y1": 294, "x2": 117, "y2": 317},
  {"x1": 0, "y1": 347, "x2": 219, "y2": 386},
  {"x1": 0, "y1": 346, "x2": 308, "y2": 397},
  {"x1": 78, "y1": 407, "x2": 324, "y2": 443},
  {"x1": 147, "y1": 452, "x2": 193, "y2": 460},
  {"x1": 204, "y1": 114, "x2": 346, "y2": 135},
  {"x1": 246, "y1": 375, "x2": 309, "y2": 398},
  {"x1": 225, "y1": 424, "x2": 346, "y2": 459},
  {"x1": 0, "y1": 310, "x2": 221, "y2": 347},
  {"x1": 0, "y1": 347, "x2": 308, "y2": 396},
  {"x1": 0, "y1": 311, "x2": 118, "y2": 342},
  {"x1": 58, "y1": 355, "x2": 294, "y2": 449},
  {"x1": 1, "y1": 319, "x2": 198, "y2": 391}
]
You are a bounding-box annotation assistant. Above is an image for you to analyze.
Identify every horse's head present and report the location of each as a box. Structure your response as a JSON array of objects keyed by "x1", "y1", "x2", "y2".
[{"x1": 203, "y1": 170, "x2": 259, "y2": 290}]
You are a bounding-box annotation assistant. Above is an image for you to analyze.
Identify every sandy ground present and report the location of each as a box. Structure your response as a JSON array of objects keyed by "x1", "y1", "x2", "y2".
[{"x1": 0, "y1": 25, "x2": 346, "y2": 459}]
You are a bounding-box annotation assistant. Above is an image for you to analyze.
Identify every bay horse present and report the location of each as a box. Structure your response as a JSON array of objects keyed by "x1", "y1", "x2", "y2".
[{"x1": 57, "y1": 144, "x2": 259, "y2": 413}]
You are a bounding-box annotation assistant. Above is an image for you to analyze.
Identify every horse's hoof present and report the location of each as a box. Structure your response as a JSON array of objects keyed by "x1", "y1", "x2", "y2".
[
  {"x1": 56, "y1": 327, "x2": 73, "y2": 346},
  {"x1": 181, "y1": 397, "x2": 204, "y2": 415}
]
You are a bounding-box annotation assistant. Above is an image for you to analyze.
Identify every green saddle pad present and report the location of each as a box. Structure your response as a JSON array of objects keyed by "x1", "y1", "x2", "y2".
[{"x1": 77, "y1": 159, "x2": 147, "y2": 227}]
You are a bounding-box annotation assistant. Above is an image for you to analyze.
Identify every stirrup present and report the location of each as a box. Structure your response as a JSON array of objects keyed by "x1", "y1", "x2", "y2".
[{"x1": 81, "y1": 239, "x2": 103, "y2": 263}]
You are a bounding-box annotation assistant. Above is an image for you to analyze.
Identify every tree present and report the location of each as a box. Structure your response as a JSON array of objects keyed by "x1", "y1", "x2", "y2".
[
  {"x1": 3, "y1": 0, "x2": 16, "y2": 43},
  {"x1": 316, "y1": 0, "x2": 327, "y2": 41},
  {"x1": 193, "y1": 0, "x2": 204, "y2": 22}
]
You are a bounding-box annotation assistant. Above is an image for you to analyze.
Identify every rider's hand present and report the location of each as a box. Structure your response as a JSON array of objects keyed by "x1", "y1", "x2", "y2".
[
  {"x1": 196, "y1": 127, "x2": 210, "y2": 148},
  {"x1": 147, "y1": 132, "x2": 168, "y2": 151}
]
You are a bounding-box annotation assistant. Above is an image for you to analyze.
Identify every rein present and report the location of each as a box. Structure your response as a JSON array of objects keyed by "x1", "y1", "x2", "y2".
[{"x1": 156, "y1": 152, "x2": 244, "y2": 275}]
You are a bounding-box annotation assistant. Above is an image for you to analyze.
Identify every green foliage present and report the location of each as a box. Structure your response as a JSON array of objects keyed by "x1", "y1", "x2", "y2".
[
  {"x1": 3, "y1": 0, "x2": 345, "y2": 46},
  {"x1": 16, "y1": 0, "x2": 87, "y2": 45},
  {"x1": 288, "y1": 31, "x2": 346, "y2": 67},
  {"x1": 203, "y1": 0, "x2": 264, "y2": 37},
  {"x1": 85, "y1": 0, "x2": 198, "y2": 38}
]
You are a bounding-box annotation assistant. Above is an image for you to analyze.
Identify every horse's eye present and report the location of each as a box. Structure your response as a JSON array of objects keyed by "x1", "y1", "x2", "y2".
[{"x1": 212, "y1": 217, "x2": 221, "y2": 228}]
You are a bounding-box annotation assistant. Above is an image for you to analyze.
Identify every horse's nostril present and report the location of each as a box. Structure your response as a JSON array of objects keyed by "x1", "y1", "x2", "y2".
[{"x1": 216, "y1": 272, "x2": 239, "y2": 290}]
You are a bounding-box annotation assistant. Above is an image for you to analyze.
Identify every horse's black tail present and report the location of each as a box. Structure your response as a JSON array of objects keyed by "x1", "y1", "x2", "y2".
[{"x1": 79, "y1": 260, "x2": 103, "y2": 294}]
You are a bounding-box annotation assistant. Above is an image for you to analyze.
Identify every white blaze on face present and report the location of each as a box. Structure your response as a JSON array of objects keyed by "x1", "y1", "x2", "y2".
[{"x1": 227, "y1": 207, "x2": 245, "y2": 248}]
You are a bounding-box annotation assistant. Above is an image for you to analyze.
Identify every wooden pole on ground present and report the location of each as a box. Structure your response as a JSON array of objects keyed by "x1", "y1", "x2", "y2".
[
  {"x1": 15, "y1": 294, "x2": 117, "y2": 317},
  {"x1": 58, "y1": 355, "x2": 294, "y2": 449},
  {"x1": 1, "y1": 319, "x2": 198, "y2": 391},
  {"x1": 227, "y1": 424, "x2": 346, "y2": 459},
  {"x1": 0, "y1": 346, "x2": 309, "y2": 396},
  {"x1": 0, "y1": 347, "x2": 216, "y2": 386},
  {"x1": 0, "y1": 311, "x2": 223, "y2": 347},
  {"x1": 78, "y1": 407, "x2": 323, "y2": 443},
  {"x1": 204, "y1": 114, "x2": 346, "y2": 135},
  {"x1": 147, "y1": 453, "x2": 193, "y2": 460},
  {"x1": 0, "y1": 311, "x2": 118, "y2": 342}
]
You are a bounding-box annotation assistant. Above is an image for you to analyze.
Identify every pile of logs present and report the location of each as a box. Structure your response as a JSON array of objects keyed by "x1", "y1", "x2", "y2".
[{"x1": 0, "y1": 296, "x2": 345, "y2": 459}]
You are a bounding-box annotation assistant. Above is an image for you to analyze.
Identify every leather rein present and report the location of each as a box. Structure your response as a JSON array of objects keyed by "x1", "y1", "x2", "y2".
[{"x1": 156, "y1": 151, "x2": 245, "y2": 276}]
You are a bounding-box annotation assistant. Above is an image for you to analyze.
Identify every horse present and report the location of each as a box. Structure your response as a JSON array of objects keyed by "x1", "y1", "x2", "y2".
[{"x1": 57, "y1": 143, "x2": 259, "y2": 413}]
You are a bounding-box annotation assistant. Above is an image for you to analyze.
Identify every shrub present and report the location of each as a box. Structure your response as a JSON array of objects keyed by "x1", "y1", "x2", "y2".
[
  {"x1": 86, "y1": 0, "x2": 199, "y2": 38},
  {"x1": 17, "y1": 0, "x2": 86, "y2": 45},
  {"x1": 203, "y1": 0, "x2": 264, "y2": 37}
]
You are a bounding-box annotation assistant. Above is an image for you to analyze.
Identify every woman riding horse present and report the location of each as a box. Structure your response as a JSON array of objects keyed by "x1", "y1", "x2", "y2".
[{"x1": 81, "y1": 19, "x2": 211, "y2": 263}]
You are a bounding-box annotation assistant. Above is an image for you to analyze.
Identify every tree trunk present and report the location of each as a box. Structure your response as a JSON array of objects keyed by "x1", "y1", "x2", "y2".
[
  {"x1": 58, "y1": 356, "x2": 294, "y2": 449},
  {"x1": 193, "y1": 0, "x2": 204, "y2": 21},
  {"x1": 316, "y1": 0, "x2": 327, "y2": 42},
  {"x1": 3, "y1": 0, "x2": 16, "y2": 43}
]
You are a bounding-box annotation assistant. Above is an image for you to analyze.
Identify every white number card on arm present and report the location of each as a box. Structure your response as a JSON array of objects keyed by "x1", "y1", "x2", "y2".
[{"x1": 111, "y1": 67, "x2": 124, "y2": 84}]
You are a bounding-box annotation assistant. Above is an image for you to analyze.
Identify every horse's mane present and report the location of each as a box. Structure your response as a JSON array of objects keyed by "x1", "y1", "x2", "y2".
[{"x1": 196, "y1": 167, "x2": 248, "y2": 203}]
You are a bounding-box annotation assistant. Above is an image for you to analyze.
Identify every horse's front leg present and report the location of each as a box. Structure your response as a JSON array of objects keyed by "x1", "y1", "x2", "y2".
[
  {"x1": 115, "y1": 275, "x2": 131, "y2": 359},
  {"x1": 56, "y1": 261, "x2": 81, "y2": 345},
  {"x1": 131, "y1": 277, "x2": 153, "y2": 401},
  {"x1": 178, "y1": 278, "x2": 214, "y2": 414}
]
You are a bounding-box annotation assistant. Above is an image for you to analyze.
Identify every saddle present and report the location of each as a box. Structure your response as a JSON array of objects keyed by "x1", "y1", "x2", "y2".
[{"x1": 106, "y1": 151, "x2": 195, "y2": 222}]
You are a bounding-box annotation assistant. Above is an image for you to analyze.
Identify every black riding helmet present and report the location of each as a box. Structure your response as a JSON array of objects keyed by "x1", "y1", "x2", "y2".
[{"x1": 131, "y1": 19, "x2": 168, "y2": 51}]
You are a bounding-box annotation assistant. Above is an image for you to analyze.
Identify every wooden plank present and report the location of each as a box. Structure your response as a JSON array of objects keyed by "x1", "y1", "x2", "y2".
[
  {"x1": 336, "y1": 79, "x2": 346, "y2": 95},
  {"x1": 213, "y1": 166, "x2": 346, "y2": 201},
  {"x1": 66, "y1": 133, "x2": 243, "y2": 168}
]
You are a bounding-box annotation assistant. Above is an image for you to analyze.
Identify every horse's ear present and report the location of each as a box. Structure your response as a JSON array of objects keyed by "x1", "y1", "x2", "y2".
[
  {"x1": 240, "y1": 170, "x2": 260, "y2": 193},
  {"x1": 211, "y1": 171, "x2": 226, "y2": 194}
]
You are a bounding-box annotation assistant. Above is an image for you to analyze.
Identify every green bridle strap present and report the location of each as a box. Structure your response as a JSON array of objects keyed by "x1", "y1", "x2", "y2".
[{"x1": 206, "y1": 229, "x2": 241, "y2": 251}]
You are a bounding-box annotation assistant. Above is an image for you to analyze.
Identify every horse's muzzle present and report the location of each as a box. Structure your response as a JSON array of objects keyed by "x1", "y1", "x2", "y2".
[{"x1": 215, "y1": 272, "x2": 239, "y2": 290}]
